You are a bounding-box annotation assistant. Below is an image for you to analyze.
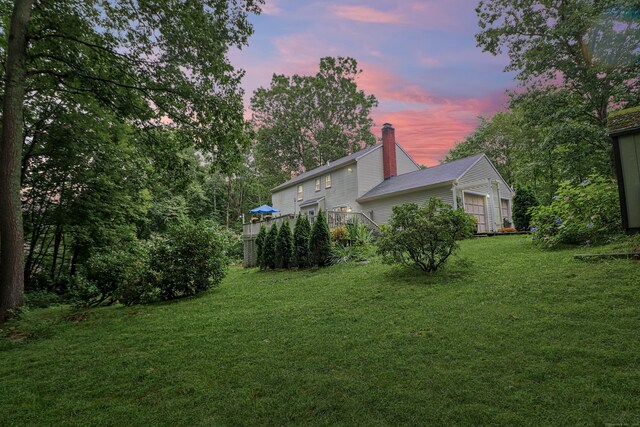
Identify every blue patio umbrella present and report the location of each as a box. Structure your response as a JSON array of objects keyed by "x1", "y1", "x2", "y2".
[{"x1": 249, "y1": 205, "x2": 280, "y2": 214}]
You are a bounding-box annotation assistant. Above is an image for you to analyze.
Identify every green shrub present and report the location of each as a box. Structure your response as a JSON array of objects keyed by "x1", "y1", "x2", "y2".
[
  {"x1": 346, "y1": 220, "x2": 374, "y2": 246},
  {"x1": 77, "y1": 239, "x2": 151, "y2": 306},
  {"x1": 530, "y1": 175, "x2": 622, "y2": 247},
  {"x1": 255, "y1": 225, "x2": 267, "y2": 269},
  {"x1": 149, "y1": 220, "x2": 228, "y2": 300},
  {"x1": 276, "y1": 221, "x2": 293, "y2": 269},
  {"x1": 309, "y1": 210, "x2": 332, "y2": 267},
  {"x1": 23, "y1": 290, "x2": 62, "y2": 309},
  {"x1": 377, "y1": 198, "x2": 476, "y2": 273},
  {"x1": 224, "y1": 230, "x2": 244, "y2": 262},
  {"x1": 513, "y1": 186, "x2": 538, "y2": 231},
  {"x1": 293, "y1": 215, "x2": 311, "y2": 268},
  {"x1": 263, "y1": 223, "x2": 278, "y2": 270}
]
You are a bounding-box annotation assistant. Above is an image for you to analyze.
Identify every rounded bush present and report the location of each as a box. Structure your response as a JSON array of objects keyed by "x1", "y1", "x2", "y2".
[{"x1": 149, "y1": 220, "x2": 228, "y2": 300}]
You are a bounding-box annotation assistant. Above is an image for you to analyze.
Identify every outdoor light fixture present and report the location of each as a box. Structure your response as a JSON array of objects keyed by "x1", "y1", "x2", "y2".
[
  {"x1": 609, "y1": 107, "x2": 640, "y2": 234},
  {"x1": 347, "y1": 167, "x2": 352, "y2": 173}
]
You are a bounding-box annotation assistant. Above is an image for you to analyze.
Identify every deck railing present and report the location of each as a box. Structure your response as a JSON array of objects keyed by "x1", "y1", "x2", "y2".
[{"x1": 242, "y1": 211, "x2": 379, "y2": 238}]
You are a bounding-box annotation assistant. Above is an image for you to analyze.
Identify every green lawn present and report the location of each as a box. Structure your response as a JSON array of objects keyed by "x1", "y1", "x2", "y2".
[{"x1": 1, "y1": 236, "x2": 639, "y2": 426}]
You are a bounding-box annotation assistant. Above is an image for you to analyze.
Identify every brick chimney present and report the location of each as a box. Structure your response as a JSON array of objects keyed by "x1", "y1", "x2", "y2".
[{"x1": 382, "y1": 123, "x2": 397, "y2": 180}]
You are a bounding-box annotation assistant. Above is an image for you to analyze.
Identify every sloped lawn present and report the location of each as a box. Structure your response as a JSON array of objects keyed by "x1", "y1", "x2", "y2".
[{"x1": 1, "y1": 235, "x2": 639, "y2": 426}]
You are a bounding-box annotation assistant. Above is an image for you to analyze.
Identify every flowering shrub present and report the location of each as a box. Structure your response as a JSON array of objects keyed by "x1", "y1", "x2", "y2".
[
  {"x1": 529, "y1": 176, "x2": 622, "y2": 247},
  {"x1": 331, "y1": 226, "x2": 348, "y2": 245}
]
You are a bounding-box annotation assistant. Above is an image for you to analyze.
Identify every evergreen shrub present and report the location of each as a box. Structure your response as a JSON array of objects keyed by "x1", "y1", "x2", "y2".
[
  {"x1": 276, "y1": 221, "x2": 293, "y2": 268},
  {"x1": 309, "y1": 210, "x2": 332, "y2": 267},
  {"x1": 293, "y1": 215, "x2": 311, "y2": 268}
]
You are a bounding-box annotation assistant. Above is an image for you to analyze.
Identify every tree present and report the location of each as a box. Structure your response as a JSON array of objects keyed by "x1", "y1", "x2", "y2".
[
  {"x1": 444, "y1": 111, "x2": 525, "y2": 185},
  {"x1": 377, "y1": 198, "x2": 476, "y2": 273},
  {"x1": 512, "y1": 186, "x2": 538, "y2": 231},
  {"x1": 255, "y1": 225, "x2": 267, "y2": 270},
  {"x1": 251, "y1": 57, "x2": 378, "y2": 186},
  {"x1": 1, "y1": 0, "x2": 36, "y2": 320},
  {"x1": 0, "y1": 0, "x2": 262, "y2": 321},
  {"x1": 309, "y1": 210, "x2": 331, "y2": 267},
  {"x1": 293, "y1": 214, "x2": 311, "y2": 268},
  {"x1": 263, "y1": 224, "x2": 278, "y2": 270},
  {"x1": 476, "y1": 0, "x2": 640, "y2": 126},
  {"x1": 276, "y1": 221, "x2": 293, "y2": 269}
]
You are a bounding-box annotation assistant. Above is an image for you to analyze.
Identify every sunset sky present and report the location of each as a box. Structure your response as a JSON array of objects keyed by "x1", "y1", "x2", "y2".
[{"x1": 231, "y1": 0, "x2": 518, "y2": 166}]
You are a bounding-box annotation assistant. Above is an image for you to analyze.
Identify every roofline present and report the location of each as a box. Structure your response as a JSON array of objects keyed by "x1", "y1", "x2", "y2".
[
  {"x1": 355, "y1": 144, "x2": 381, "y2": 160},
  {"x1": 270, "y1": 159, "x2": 358, "y2": 193},
  {"x1": 299, "y1": 196, "x2": 325, "y2": 207},
  {"x1": 356, "y1": 180, "x2": 455, "y2": 203},
  {"x1": 458, "y1": 153, "x2": 512, "y2": 189},
  {"x1": 609, "y1": 126, "x2": 640, "y2": 137}
]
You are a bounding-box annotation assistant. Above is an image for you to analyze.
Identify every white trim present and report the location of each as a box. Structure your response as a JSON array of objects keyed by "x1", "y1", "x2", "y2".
[{"x1": 452, "y1": 184, "x2": 458, "y2": 209}]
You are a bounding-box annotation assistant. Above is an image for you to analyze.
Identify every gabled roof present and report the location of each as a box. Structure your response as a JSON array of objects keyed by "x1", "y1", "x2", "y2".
[
  {"x1": 357, "y1": 153, "x2": 485, "y2": 202},
  {"x1": 271, "y1": 144, "x2": 381, "y2": 192}
]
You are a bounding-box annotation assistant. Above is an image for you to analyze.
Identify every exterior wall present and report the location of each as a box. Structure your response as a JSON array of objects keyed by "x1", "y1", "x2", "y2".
[
  {"x1": 324, "y1": 164, "x2": 359, "y2": 211},
  {"x1": 356, "y1": 146, "x2": 384, "y2": 197},
  {"x1": 618, "y1": 132, "x2": 640, "y2": 228},
  {"x1": 396, "y1": 145, "x2": 420, "y2": 175},
  {"x1": 272, "y1": 164, "x2": 358, "y2": 215},
  {"x1": 359, "y1": 184, "x2": 454, "y2": 225},
  {"x1": 458, "y1": 156, "x2": 513, "y2": 231},
  {"x1": 271, "y1": 185, "x2": 297, "y2": 216}
]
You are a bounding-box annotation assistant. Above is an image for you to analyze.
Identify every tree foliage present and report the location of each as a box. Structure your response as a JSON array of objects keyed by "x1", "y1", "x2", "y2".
[
  {"x1": 293, "y1": 214, "x2": 311, "y2": 268},
  {"x1": 0, "y1": 0, "x2": 263, "y2": 320},
  {"x1": 309, "y1": 210, "x2": 332, "y2": 267},
  {"x1": 251, "y1": 57, "x2": 378, "y2": 186},
  {"x1": 378, "y1": 199, "x2": 476, "y2": 273},
  {"x1": 476, "y1": 0, "x2": 640, "y2": 124}
]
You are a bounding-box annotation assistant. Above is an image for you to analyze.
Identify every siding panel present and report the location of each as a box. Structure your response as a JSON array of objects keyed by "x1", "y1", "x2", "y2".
[{"x1": 360, "y1": 185, "x2": 454, "y2": 224}]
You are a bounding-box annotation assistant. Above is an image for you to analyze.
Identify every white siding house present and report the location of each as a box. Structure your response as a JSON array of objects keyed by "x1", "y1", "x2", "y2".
[{"x1": 269, "y1": 123, "x2": 513, "y2": 232}]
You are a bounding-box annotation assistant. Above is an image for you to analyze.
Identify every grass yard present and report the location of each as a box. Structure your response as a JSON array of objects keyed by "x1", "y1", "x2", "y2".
[{"x1": 1, "y1": 235, "x2": 639, "y2": 426}]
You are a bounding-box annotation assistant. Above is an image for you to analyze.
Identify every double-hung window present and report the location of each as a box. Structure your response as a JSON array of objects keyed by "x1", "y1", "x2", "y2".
[
  {"x1": 325, "y1": 174, "x2": 332, "y2": 189},
  {"x1": 297, "y1": 185, "x2": 303, "y2": 201}
]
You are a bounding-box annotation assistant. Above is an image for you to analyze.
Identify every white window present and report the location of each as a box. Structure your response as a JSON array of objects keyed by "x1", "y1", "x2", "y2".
[
  {"x1": 325, "y1": 174, "x2": 332, "y2": 188},
  {"x1": 297, "y1": 185, "x2": 303, "y2": 201},
  {"x1": 315, "y1": 178, "x2": 320, "y2": 191}
]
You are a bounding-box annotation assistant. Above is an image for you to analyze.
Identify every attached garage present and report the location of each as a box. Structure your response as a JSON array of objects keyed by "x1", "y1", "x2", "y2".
[{"x1": 464, "y1": 192, "x2": 488, "y2": 233}]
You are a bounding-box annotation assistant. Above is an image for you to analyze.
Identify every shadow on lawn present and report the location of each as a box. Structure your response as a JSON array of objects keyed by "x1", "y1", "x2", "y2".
[{"x1": 381, "y1": 256, "x2": 475, "y2": 286}]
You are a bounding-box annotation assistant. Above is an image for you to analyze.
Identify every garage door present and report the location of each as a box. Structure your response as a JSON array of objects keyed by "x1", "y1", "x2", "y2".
[{"x1": 464, "y1": 193, "x2": 487, "y2": 233}]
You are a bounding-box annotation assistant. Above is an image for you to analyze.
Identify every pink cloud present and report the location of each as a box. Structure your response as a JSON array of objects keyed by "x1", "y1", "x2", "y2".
[
  {"x1": 357, "y1": 63, "x2": 441, "y2": 105},
  {"x1": 329, "y1": 1, "x2": 473, "y2": 30},
  {"x1": 330, "y1": 5, "x2": 403, "y2": 24},
  {"x1": 260, "y1": 0, "x2": 282, "y2": 15},
  {"x1": 371, "y1": 92, "x2": 508, "y2": 166}
]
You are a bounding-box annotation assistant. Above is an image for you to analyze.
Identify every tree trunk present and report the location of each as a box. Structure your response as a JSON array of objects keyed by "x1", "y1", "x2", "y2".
[
  {"x1": 50, "y1": 223, "x2": 63, "y2": 279},
  {"x1": 0, "y1": 0, "x2": 34, "y2": 323}
]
